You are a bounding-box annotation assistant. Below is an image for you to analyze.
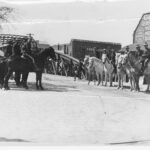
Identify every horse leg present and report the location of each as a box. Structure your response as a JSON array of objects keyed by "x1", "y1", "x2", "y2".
[
  {"x1": 4, "y1": 68, "x2": 13, "y2": 90},
  {"x1": 146, "y1": 75, "x2": 149, "y2": 92},
  {"x1": 101, "y1": 72, "x2": 103, "y2": 86},
  {"x1": 117, "y1": 73, "x2": 120, "y2": 89},
  {"x1": 129, "y1": 75, "x2": 133, "y2": 91},
  {"x1": 136, "y1": 76, "x2": 140, "y2": 92},
  {"x1": 36, "y1": 73, "x2": 39, "y2": 89},
  {"x1": 39, "y1": 73, "x2": 44, "y2": 90},
  {"x1": 97, "y1": 73, "x2": 100, "y2": 86},
  {"x1": 109, "y1": 73, "x2": 112, "y2": 87},
  {"x1": 105, "y1": 72, "x2": 107, "y2": 86},
  {"x1": 121, "y1": 74, "x2": 124, "y2": 90},
  {"x1": 15, "y1": 71, "x2": 21, "y2": 86},
  {"x1": 88, "y1": 71, "x2": 91, "y2": 85},
  {"x1": 22, "y1": 72, "x2": 29, "y2": 89}
]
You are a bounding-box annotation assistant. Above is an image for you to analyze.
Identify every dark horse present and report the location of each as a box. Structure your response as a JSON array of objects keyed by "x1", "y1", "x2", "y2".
[{"x1": 0, "y1": 47, "x2": 56, "y2": 90}]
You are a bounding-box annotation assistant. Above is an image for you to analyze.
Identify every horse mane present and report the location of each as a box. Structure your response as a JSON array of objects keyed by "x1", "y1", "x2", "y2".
[{"x1": 90, "y1": 57, "x2": 102, "y2": 63}]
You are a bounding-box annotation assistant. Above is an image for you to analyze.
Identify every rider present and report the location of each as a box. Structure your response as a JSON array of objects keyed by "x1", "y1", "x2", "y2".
[
  {"x1": 21, "y1": 37, "x2": 39, "y2": 71},
  {"x1": 94, "y1": 47, "x2": 100, "y2": 59},
  {"x1": 12, "y1": 38, "x2": 22, "y2": 57},
  {"x1": 125, "y1": 46, "x2": 130, "y2": 54},
  {"x1": 5, "y1": 40, "x2": 13, "y2": 57},
  {"x1": 102, "y1": 48, "x2": 107, "y2": 63},
  {"x1": 141, "y1": 42, "x2": 150, "y2": 73},
  {"x1": 110, "y1": 48, "x2": 116, "y2": 73},
  {"x1": 136, "y1": 44, "x2": 143, "y2": 57}
]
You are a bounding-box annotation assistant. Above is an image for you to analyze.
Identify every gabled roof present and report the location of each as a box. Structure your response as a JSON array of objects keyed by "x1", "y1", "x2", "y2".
[{"x1": 133, "y1": 12, "x2": 150, "y2": 43}]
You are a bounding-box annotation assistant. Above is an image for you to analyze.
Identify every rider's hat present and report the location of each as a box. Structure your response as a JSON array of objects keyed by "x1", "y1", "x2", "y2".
[
  {"x1": 136, "y1": 44, "x2": 140, "y2": 48},
  {"x1": 126, "y1": 46, "x2": 129, "y2": 50},
  {"x1": 120, "y1": 50, "x2": 125, "y2": 54}
]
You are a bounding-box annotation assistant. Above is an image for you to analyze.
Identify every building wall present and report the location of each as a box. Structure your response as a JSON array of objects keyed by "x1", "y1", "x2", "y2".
[
  {"x1": 133, "y1": 13, "x2": 150, "y2": 43},
  {"x1": 71, "y1": 39, "x2": 121, "y2": 60},
  {"x1": 52, "y1": 39, "x2": 121, "y2": 60}
]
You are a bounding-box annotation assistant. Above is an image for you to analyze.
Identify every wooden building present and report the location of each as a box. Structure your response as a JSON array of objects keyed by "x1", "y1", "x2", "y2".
[{"x1": 53, "y1": 39, "x2": 121, "y2": 60}]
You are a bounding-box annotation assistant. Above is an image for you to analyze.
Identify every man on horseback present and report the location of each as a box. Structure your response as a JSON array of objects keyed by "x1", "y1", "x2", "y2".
[
  {"x1": 12, "y1": 38, "x2": 22, "y2": 57},
  {"x1": 141, "y1": 42, "x2": 150, "y2": 73},
  {"x1": 5, "y1": 40, "x2": 13, "y2": 57},
  {"x1": 110, "y1": 48, "x2": 116, "y2": 73},
  {"x1": 125, "y1": 46, "x2": 130, "y2": 54},
  {"x1": 102, "y1": 49, "x2": 107, "y2": 63},
  {"x1": 21, "y1": 37, "x2": 39, "y2": 71}
]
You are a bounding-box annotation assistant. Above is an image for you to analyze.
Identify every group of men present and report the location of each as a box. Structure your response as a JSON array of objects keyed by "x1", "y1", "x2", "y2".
[
  {"x1": 120, "y1": 42, "x2": 150, "y2": 74},
  {"x1": 77, "y1": 42, "x2": 150, "y2": 80}
]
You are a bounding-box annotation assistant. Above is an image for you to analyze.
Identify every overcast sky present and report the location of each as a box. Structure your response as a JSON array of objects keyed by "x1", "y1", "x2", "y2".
[{"x1": 0, "y1": 0, "x2": 150, "y2": 46}]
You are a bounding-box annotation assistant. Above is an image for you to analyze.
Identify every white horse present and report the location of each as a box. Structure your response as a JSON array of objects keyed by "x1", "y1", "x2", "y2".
[
  {"x1": 115, "y1": 53, "x2": 126, "y2": 89},
  {"x1": 102, "y1": 53, "x2": 114, "y2": 86},
  {"x1": 88, "y1": 57, "x2": 104, "y2": 85}
]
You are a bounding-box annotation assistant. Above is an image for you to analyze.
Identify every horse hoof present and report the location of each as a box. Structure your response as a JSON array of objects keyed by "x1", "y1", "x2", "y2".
[
  {"x1": 23, "y1": 85, "x2": 29, "y2": 89},
  {"x1": 4, "y1": 87, "x2": 10, "y2": 90},
  {"x1": 40, "y1": 87, "x2": 44, "y2": 90}
]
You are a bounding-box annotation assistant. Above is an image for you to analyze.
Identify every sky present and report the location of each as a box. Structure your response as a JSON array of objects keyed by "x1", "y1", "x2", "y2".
[{"x1": 0, "y1": 0, "x2": 150, "y2": 46}]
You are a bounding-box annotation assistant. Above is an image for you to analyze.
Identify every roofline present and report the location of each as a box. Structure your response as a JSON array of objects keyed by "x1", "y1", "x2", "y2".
[
  {"x1": 70, "y1": 38, "x2": 121, "y2": 46},
  {"x1": 133, "y1": 12, "x2": 150, "y2": 43}
]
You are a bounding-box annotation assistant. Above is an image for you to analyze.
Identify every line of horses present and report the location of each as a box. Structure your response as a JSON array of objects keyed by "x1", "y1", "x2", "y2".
[{"x1": 83, "y1": 50, "x2": 150, "y2": 92}]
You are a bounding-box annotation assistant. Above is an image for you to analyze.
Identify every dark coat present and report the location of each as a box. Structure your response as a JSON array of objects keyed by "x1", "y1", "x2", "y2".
[
  {"x1": 12, "y1": 42, "x2": 21, "y2": 56},
  {"x1": 5, "y1": 44, "x2": 12, "y2": 57}
]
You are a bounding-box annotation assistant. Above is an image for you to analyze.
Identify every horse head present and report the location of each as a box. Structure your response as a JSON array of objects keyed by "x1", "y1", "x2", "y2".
[
  {"x1": 88, "y1": 57, "x2": 94, "y2": 69},
  {"x1": 116, "y1": 54, "x2": 126, "y2": 69},
  {"x1": 41, "y1": 47, "x2": 56, "y2": 61},
  {"x1": 102, "y1": 53, "x2": 107, "y2": 64},
  {"x1": 83, "y1": 55, "x2": 90, "y2": 66}
]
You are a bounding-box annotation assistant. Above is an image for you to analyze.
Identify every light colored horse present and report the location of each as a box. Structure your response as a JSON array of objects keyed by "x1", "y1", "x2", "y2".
[
  {"x1": 102, "y1": 53, "x2": 114, "y2": 86},
  {"x1": 115, "y1": 53, "x2": 126, "y2": 89},
  {"x1": 88, "y1": 57, "x2": 104, "y2": 85},
  {"x1": 122, "y1": 51, "x2": 142, "y2": 91}
]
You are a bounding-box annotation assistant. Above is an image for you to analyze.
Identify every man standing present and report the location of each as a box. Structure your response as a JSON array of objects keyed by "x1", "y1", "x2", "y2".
[{"x1": 78, "y1": 59, "x2": 84, "y2": 79}]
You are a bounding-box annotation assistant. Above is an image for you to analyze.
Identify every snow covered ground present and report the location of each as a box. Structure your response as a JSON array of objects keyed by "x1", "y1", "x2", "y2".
[{"x1": 0, "y1": 73, "x2": 150, "y2": 145}]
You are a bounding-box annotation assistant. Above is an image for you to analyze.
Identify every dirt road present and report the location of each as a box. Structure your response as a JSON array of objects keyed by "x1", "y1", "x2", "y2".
[{"x1": 0, "y1": 73, "x2": 150, "y2": 145}]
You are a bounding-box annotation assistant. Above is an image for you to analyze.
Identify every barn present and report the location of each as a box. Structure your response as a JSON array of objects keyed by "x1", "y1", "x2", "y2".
[{"x1": 133, "y1": 12, "x2": 150, "y2": 44}]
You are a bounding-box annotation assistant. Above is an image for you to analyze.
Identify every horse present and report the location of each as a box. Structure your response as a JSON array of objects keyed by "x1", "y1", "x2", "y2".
[
  {"x1": 1, "y1": 47, "x2": 56, "y2": 90},
  {"x1": 115, "y1": 53, "x2": 126, "y2": 89},
  {"x1": 122, "y1": 51, "x2": 142, "y2": 91},
  {"x1": 102, "y1": 53, "x2": 114, "y2": 86},
  {"x1": 88, "y1": 57, "x2": 104, "y2": 86}
]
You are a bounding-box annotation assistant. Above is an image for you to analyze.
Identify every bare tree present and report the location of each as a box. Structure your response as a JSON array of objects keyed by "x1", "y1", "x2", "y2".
[{"x1": 0, "y1": 6, "x2": 14, "y2": 23}]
